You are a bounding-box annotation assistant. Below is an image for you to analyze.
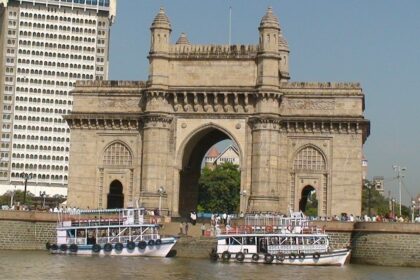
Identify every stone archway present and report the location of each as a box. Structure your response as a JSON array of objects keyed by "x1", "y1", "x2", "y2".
[
  {"x1": 177, "y1": 125, "x2": 242, "y2": 217},
  {"x1": 299, "y1": 185, "x2": 316, "y2": 215},
  {"x1": 107, "y1": 180, "x2": 124, "y2": 209}
]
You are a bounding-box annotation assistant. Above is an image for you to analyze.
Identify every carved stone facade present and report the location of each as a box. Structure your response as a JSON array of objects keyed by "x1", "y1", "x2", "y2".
[{"x1": 65, "y1": 8, "x2": 370, "y2": 217}]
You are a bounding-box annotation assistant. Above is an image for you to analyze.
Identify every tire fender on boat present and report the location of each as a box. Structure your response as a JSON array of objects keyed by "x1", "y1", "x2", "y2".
[
  {"x1": 104, "y1": 243, "x2": 112, "y2": 252},
  {"x1": 313, "y1": 252, "x2": 321, "y2": 260},
  {"x1": 148, "y1": 239, "x2": 155, "y2": 247},
  {"x1": 209, "y1": 248, "x2": 218, "y2": 261},
  {"x1": 138, "y1": 241, "x2": 147, "y2": 249},
  {"x1": 299, "y1": 252, "x2": 305, "y2": 260},
  {"x1": 221, "y1": 251, "x2": 231, "y2": 261},
  {"x1": 69, "y1": 244, "x2": 78, "y2": 253},
  {"x1": 51, "y1": 244, "x2": 58, "y2": 251},
  {"x1": 235, "y1": 252, "x2": 245, "y2": 262},
  {"x1": 266, "y1": 225, "x2": 273, "y2": 233},
  {"x1": 252, "y1": 253, "x2": 259, "y2": 262},
  {"x1": 155, "y1": 239, "x2": 162, "y2": 246},
  {"x1": 59, "y1": 244, "x2": 68, "y2": 252},
  {"x1": 45, "y1": 242, "x2": 51, "y2": 250},
  {"x1": 264, "y1": 253, "x2": 274, "y2": 264},
  {"x1": 127, "y1": 241, "x2": 136, "y2": 250},
  {"x1": 276, "y1": 252, "x2": 285, "y2": 262},
  {"x1": 289, "y1": 252, "x2": 297, "y2": 260},
  {"x1": 114, "y1": 243, "x2": 123, "y2": 252},
  {"x1": 92, "y1": 244, "x2": 101, "y2": 253}
]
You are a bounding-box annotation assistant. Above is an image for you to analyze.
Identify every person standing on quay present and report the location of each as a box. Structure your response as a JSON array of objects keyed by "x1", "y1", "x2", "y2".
[
  {"x1": 185, "y1": 222, "x2": 189, "y2": 236},
  {"x1": 179, "y1": 222, "x2": 184, "y2": 235},
  {"x1": 190, "y1": 211, "x2": 197, "y2": 225},
  {"x1": 201, "y1": 223, "x2": 206, "y2": 236}
]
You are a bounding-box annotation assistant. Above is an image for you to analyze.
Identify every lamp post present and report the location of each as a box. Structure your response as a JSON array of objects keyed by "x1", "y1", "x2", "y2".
[
  {"x1": 393, "y1": 165, "x2": 406, "y2": 216},
  {"x1": 418, "y1": 197, "x2": 420, "y2": 216},
  {"x1": 157, "y1": 186, "x2": 166, "y2": 216},
  {"x1": 40, "y1": 191, "x2": 46, "y2": 208},
  {"x1": 391, "y1": 198, "x2": 395, "y2": 219},
  {"x1": 364, "y1": 181, "x2": 372, "y2": 218},
  {"x1": 411, "y1": 200, "x2": 416, "y2": 223},
  {"x1": 21, "y1": 172, "x2": 33, "y2": 205}
]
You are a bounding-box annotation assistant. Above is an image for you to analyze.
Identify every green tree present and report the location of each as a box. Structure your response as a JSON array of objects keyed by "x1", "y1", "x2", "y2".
[
  {"x1": 362, "y1": 181, "x2": 391, "y2": 217},
  {"x1": 0, "y1": 190, "x2": 35, "y2": 206},
  {"x1": 304, "y1": 191, "x2": 318, "y2": 217},
  {"x1": 198, "y1": 162, "x2": 240, "y2": 213}
]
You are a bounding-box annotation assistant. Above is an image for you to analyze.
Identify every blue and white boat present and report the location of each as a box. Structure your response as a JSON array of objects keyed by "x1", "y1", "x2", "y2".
[
  {"x1": 47, "y1": 207, "x2": 176, "y2": 257},
  {"x1": 213, "y1": 213, "x2": 350, "y2": 266}
]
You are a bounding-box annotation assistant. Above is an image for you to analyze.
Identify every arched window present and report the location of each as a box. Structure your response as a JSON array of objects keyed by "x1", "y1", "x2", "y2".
[
  {"x1": 293, "y1": 146, "x2": 326, "y2": 171},
  {"x1": 103, "y1": 143, "x2": 132, "y2": 166}
]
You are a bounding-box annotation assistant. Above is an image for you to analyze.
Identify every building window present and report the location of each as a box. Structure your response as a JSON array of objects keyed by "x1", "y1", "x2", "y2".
[
  {"x1": 103, "y1": 143, "x2": 132, "y2": 166},
  {"x1": 293, "y1": 146, "x2": 326, "y2": 171}
]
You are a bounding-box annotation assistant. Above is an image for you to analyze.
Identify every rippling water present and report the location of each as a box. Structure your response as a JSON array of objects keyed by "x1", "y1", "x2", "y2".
[{"x1": 0, "y1": 251, "x2": 418, "y2": 280}]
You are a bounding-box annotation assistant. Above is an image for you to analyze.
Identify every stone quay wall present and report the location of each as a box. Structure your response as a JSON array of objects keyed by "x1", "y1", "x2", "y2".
[
  {"x1": 1, "y1": 211, "x2": 419, "y2": 267},
  {"x1": 0, "y1": 211, "x2": 57, "y2": 250}
]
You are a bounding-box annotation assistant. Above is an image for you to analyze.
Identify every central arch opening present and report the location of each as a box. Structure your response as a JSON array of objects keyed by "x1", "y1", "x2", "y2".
[
  {"x1": 107, "y1": 180, "x2": 124, "y2": 209},
  {"x1": 179, "y1": 126, "x2": 241, "y2": 217},
  {"x1": 299, "y1": 185, "x2": 318, "y2": 216}
]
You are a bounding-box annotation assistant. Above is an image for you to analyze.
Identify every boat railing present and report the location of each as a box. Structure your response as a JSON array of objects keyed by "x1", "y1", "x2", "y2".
[
  {"x1": 219, "y1": 224, "x2": 325, "y2": 235},
  {"x1": 244, "y1": 215, "x2": 310, "y2": 229},
  {"x1": 267, "y1": 244, "x2": 328, "y2": 254},
  {"x1": 57, "y1": 215, "x2": 160, "y2": 228},
  {"x1": 65, "y1": 233, "x2": 160, "y2": 245}
]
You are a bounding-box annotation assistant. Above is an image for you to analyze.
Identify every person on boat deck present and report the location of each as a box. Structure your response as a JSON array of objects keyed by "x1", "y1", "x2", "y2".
[
  {"x1": 259, "y1": 238, "x2": 267, "y2": 253},
  {"x1": 87, "y1": 230, "x2": 97, "y2": 245}
]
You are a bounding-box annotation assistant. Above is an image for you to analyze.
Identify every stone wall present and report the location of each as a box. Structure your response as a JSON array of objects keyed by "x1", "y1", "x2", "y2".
[
  {"x1": 172, "y1": 237, "x2": 216, "y2": 259},
  {"x1": 0, "y1": 220, "x2": 56, "y2": 250},
  {"x1": 351, "y1": 231, "x2": 420, "y2": 267}
]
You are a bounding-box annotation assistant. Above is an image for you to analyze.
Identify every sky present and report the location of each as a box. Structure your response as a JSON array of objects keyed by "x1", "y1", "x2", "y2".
[{"x1": 108, "y1": 0, "x2": 420, "y2": 206}]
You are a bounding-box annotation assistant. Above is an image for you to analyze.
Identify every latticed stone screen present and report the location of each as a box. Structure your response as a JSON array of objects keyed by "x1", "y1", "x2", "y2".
[
  {"x1": 103, "y1": 143, "x2": 132, "y2": 166},
  {"x1": 293, "y1": 146, "x2": 325, "y2": 171}
]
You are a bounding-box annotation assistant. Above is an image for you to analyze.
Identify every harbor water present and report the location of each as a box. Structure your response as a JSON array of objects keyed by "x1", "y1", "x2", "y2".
[{"x1": 0, "y1": 251, "x2": 418, "y2": 280}]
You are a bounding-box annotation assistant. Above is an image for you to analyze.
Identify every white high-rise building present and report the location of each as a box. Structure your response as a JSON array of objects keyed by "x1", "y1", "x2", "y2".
[{"x1": 0, "y1": 0, "x2": 117, "y2": 196}]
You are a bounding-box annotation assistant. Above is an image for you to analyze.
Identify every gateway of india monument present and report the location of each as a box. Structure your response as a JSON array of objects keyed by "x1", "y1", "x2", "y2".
[{"x1": 66, "y1": 8, "x2": 370, "y2": 217}]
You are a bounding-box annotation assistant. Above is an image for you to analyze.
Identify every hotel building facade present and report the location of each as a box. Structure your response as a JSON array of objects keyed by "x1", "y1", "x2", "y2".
[{"x1": 0, "y1": 0, "x2": 116, "y2": 196}]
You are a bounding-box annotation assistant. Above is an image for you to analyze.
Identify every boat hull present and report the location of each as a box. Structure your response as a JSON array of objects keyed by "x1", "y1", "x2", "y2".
[
  {"x1": 50, "y1": 238, "x2": 176, "y2": 257},
  {"x1": 217, "y1": 249, "x2": 350, "y2": 266}
]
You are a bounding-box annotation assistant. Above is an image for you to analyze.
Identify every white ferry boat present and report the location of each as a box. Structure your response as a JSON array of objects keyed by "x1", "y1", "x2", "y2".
[
  {"x1": 212, "y1": 213, "x2": 350, "y2": 266},
  {"x1": 47, "y1": 207, "x2": 176, "y2": 257}
]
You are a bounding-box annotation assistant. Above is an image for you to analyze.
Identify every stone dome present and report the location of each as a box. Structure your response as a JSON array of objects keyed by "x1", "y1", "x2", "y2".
[
  {"x1": 259, "y1": 7, "x2": 280, "y2": 30},
  {"x1": 278, "y1": 34, "x2": 289, "y2": 51},
  {"x1": 151, "y1": 7, "x2": 171, "y2": 30},
  {"x1": 176, "y1": 33, "x2": 190, "y2": 45}
]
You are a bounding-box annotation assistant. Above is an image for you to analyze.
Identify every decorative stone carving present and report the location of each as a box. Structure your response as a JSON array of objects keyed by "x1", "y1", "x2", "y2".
[
  {"x1": 167, "y1": 91, "x2": 257, "y2": 114},
  {"x1": 287, "y1": 99, "x2": 335, "y2": 110},
  {"x1": 142, "y1": 114, "x2": 173, "y2": 129},
  {"x1": 249, "y1": 117, "x2": 281, "y2": 130}
]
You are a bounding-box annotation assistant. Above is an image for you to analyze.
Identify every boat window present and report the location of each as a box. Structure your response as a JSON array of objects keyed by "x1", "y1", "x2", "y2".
[
  {"x1": 228, "y1": 237, "x2": 241, "y2": 245},
  {"x1": 66, "y1": 229, "x2": 75, "y2": 238},
  {"x1": 243, "y1": 237, "x2": 254, "y2": 245}
]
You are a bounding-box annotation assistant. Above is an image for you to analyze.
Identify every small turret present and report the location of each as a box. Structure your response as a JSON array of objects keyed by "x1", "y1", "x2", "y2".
[
  {"x1": 150, "y1": 7, "x2": 171, "y2": 53},
  {"x1": 257, "y1": 7, "x2": 281, "y2": 89},
  {"x1": 258, "y1": 7, "x2": 280, "y2": 53},
  {"x1": 278, "y1": 29, "x2": 290, "y2": 81},
  {"x1": 176, "y1": 33, "x2": 190, "y2": 45},
  {"x1": 148, "y1": 7, "x2": 171, "y2": 88}
]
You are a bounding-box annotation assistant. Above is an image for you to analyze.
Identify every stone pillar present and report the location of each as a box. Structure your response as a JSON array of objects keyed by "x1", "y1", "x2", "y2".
[
  {"x1": 140, "y1": 114, "x2": 172, "y2": 209},
  {"x1": 248, "y1": 117, "x2": 280, "y2": 212}
]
